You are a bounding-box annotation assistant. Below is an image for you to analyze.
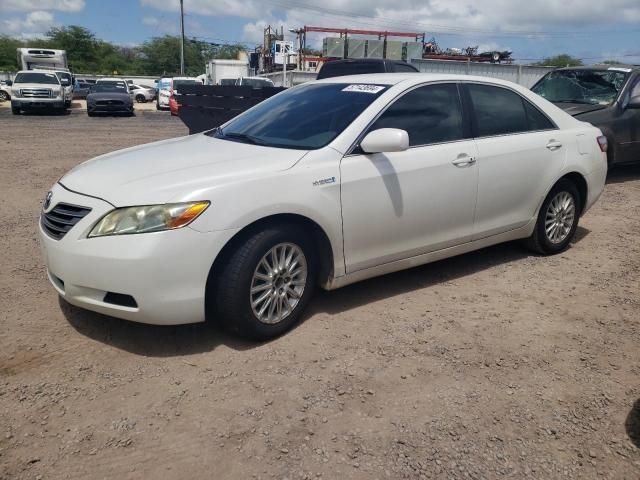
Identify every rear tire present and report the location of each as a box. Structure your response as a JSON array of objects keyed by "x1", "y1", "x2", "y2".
[
  {"x1": 211, "y1": 225, "x2": 317, "y2": 341},
  {"x1": 524, "y1": 179, "x2": 581, "y2": 255},
  {"x1": 136, "y1": 94, "x2": 146, "y2": 103}
]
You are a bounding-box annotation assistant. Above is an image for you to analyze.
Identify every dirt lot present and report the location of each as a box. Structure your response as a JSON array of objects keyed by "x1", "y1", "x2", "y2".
[{"x1": 1, "y1": 110, "x2": 639, "y2": 480}]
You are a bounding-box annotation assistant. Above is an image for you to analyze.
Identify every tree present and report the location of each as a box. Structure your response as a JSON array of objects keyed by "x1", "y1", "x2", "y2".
[
  {"x1": 46, "y1": 26, "x2": 100, "y2": 72},
  {"x1": 536, "y1": 54, "x2": 583, "y2": 67}
]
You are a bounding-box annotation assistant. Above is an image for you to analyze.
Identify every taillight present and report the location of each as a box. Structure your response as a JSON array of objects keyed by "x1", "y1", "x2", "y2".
[{"x1": 597, "y1": 135, "x2": 608, "y2": 153}]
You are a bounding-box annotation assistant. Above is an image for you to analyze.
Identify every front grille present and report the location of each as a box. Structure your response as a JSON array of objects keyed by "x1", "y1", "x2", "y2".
[
  {"x1": 41, "y1": 203, "x2": 92, "y2": 240},
  {"x1": 20, "y1": 88, "x2": 52, "y2": 98},
  {"x1": 96, "y1": 100, "x2": 124, "y2": 106}
]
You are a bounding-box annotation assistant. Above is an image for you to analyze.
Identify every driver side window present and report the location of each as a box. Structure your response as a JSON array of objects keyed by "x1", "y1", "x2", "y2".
[{"x1": 369, "y1": 83, "x2": 465, "y2": 147}]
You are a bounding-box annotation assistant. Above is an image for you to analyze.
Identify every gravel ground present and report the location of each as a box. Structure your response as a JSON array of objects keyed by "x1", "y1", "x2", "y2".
[{"x1": 1, "y1": 110, "x2": 639, "y2": 480}]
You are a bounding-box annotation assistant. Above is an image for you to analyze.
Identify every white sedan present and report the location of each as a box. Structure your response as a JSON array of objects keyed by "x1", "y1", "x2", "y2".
[
  {"x1": 129, "y1": 84, "x2": 156, "y2": 103},
  {"x1": 39, "y1": 74, "x2": 607, "y2": 340}
]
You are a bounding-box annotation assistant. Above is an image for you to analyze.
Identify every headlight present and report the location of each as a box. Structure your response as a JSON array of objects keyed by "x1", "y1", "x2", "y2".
[
  {"x1": 89, "y1": 202, "x2": 209, "y2": 237},
  {"x1": 13, "y1": 89, "x2": 21, "y2": 98}
]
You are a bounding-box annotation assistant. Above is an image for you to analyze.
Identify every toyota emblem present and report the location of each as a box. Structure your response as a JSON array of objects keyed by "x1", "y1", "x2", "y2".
[{"x1": 43, "y1": 191, "x2": 52, "y2": 210}]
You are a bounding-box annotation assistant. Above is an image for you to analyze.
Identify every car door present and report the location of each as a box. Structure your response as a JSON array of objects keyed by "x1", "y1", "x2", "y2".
[
  {"x1": 618, "y1": 75, "x2": 640, "y2": 163},
  {"x1": 462, "y1": 83, "x2": 563, "y2": 239},
  {"x1": 341, "y1": 82, "x2": 479, "y2": 273}
]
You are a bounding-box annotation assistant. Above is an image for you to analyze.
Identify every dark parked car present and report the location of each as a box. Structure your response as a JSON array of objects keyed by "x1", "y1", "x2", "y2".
[
  {"x1": 532, "y1": 65, "x2": 640, "y2": 166},
  {"x1": 73, "y1": 80, "x2": 92, "y2": 99},
  {"x1": 86, "y1": 80, "x2": 134, "y2": 117},
  {"x1": 316, "y1": 58, "x2": 419, "y2": 80}
]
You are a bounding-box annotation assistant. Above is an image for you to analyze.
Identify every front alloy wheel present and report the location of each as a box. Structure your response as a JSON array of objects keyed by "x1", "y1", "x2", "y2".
[
  {"x1": 250, "y1": 243, "x2": 308, "y2": 324},
  {"x1": 211, "y1": 225, "x2": 317, "y2": 340}
]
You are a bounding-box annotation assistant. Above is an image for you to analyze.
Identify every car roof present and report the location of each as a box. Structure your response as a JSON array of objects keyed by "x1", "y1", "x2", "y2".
[
  {"x1": 16, "y1": 69, "x2": 61, "y2": 74},
  {"x1": 323, "y1": 58, "x2": 407, "y2": 65},
  {"x1": 313, "y1": 73, "x2": 525, "y2": 88},
  {"x1": 96, "y1": 78, "x2": 127, "y2": 82},
  {"x1": 555, "y1": 65, "x2": 639, "y2": 72}
]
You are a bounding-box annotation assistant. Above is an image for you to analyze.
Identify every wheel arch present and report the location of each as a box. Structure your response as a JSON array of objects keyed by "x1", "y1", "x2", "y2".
[
  {"x1": 205, "y1": 213, "x2": 335, "y2": 316},
  {"x1": 559, "y1": 172, "x2": 588, "y2": 216}
]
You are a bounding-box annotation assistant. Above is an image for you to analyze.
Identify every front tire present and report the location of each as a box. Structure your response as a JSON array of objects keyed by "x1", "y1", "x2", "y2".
[
  {"x1": 11, "y1": 106, "x2": 20, "y2": 115},
  {"x1": 524, "y1": 179, "x2": 581, "y2": 255},
  {"x1": 136, "y1": 94, "x2": 146, "y2": 103},
  {"x1": 212, "y1": 225, "x2": 317, "y2": 340}
]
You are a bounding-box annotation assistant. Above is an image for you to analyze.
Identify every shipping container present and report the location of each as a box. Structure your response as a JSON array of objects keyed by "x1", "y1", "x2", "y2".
[
  {"x1": 366, "y1": 40, "x2": 384, "y2": 59},
  {"x1": 347, "y1": 38, "x2": 366, "y2": 59},
  {"x1": 323, "y1": 38, "x2": 345, "y2": 58},
  {"x1": 385, "y1": 41, "x2": 403, "y2": 60}
]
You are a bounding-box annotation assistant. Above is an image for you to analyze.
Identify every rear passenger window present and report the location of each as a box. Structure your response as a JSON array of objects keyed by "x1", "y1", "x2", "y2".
[
  {"x1": 370, "y1": 83, "x2": 464, "y2": 146},
  {"x1": 523, "y1": 100, "x2": 555, "y2": 131},
  {"x1": 467, "y1": 84, "x2": 528, "y2": 136}
]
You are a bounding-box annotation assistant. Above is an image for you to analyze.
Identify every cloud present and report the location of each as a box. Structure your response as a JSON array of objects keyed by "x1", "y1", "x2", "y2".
[
  {"x1": 0, "y1": 10, "x2": 57, "y2": 38},
  {"x1": 140, "y1": 0, "x2": 264, "y2": 19},
  {"x1": 0, "y1": 0, "x2": 84, "y2": 12}
]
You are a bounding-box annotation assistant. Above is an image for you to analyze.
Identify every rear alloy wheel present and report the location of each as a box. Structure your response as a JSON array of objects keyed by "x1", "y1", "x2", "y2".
[
  {"x1": 136, "y1": 94, "x2": 146, "y2": 103},
  {"x1": 524, "y1": 179, "x2": 581, "y2": 255},
  {"x1": 212, "y1": 225, "x2": 317, "y2": 340}
]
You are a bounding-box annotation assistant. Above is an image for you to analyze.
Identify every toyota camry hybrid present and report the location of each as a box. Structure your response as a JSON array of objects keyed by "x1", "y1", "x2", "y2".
[{"x1": 39, "y1": 74, "x2": 608, "y2": 340}]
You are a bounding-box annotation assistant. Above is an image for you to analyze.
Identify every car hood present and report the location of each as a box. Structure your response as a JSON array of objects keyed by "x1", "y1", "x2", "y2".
[
  {"x1": 13, "y1": 83, "x2": 61, "y2": 91},
  {"x1": 59, "y1": 134, "x2": 308, "y2": 206},
  {"x1": 86, "y1": 92, "x2": 132, "y2": 102},
  {"x1": 553, "y1": 102, "x2": 608, "y2": 117}
]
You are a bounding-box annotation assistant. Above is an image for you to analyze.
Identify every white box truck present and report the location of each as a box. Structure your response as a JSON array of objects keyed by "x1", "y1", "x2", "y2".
[{"x1": 205, "y1": 59, "x2": 249, "y2": 85}]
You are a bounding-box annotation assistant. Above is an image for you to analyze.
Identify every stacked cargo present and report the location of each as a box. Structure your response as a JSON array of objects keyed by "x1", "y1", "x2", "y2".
[
  {"x1": 322, "y1": 38, "x2": 345, "y2": 58},
  {"x1": 365, "y1": 40, "x2": 384, "y2": 58},
  {"x1": 385, "y1": 41, "x2": 403, "y2": 60},
  {"x1": 347, "y1": 39, "x2": 366, "y2": 58}
]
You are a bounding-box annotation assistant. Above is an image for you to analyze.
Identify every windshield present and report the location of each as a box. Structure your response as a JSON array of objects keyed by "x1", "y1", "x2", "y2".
[
  {"x1": 207, "y1": 82, "x2": 389, "y2": 150},
  {"x1": 14, "y1": 72, "x2": 60, "y2": 85},
  {"x1": 173, "y1": 79, "x2": 198, "y2": 90},
  {"x1": 219, "y1": 78, "x2": 236, "y2": 86},
  {"x1": 92, "y1": 82, "x2": 128, "y2": 93},
  {"x1": 158, "y1": 78, "x2": 171, "y2": 90},
  {"x1": 241, "y1": 78, "x2": 272, "y2": 88},
  {"x1": 56, "y1": 72, "x2": 72, "y2": 84},
  {"x1": 532, "y1": 69, "x2": 628, "y2": 105}
]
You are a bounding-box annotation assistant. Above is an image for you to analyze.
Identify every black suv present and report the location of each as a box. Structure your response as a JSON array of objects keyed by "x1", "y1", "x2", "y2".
[
  {"x1": 532, "y1": 65, "x2": 640, "y2": 166},
  {"x1": 316, "y1": 58, "x2": 419, "y2": 80}
]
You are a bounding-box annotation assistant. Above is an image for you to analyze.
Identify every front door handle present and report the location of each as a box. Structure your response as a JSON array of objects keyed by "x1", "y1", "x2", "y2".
[
  {"x1": 452, "y1": 154, "x2": 476, "y2": 167},
  {"x1": 546, "y1": 140, "x2": 563, "y2": 151}
]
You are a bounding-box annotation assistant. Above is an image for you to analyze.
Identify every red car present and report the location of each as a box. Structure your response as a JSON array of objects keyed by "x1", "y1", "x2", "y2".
[{"x1": 169, "y1": 92, "x2": 180, "y2": 116}]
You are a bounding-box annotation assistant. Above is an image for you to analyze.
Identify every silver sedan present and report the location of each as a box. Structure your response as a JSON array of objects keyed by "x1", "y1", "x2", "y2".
[{"x1": 129, "y1": 84, "x2": 156, "y2": 103}]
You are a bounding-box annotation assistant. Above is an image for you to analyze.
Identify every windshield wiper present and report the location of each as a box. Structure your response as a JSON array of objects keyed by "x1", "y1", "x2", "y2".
[
  {"x1": 553, "y1": 99, "x2": 598, "y2": 105},
  {"x1": 219, "y1": 131, "x2": 267, "y2": 146}
]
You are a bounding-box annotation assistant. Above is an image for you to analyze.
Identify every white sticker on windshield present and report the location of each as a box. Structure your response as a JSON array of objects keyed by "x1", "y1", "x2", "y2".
[
  {"x1": 45, "y1": 73, "x2": 55, "y2": 77},
  {"x1": 342, "y1": 84, "x2": 385, "y2": 94},
  {"x1": 608, "y1": 67, "x2": 632, "y2": 73}
]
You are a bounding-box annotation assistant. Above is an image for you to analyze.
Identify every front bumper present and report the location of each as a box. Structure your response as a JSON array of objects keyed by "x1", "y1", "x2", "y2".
[
  {"x1": 39, "y1": 183, "x2": 238, "y2": 325},
  {"x1": 12, "y1": 99, "x2": 65, "y2": 110},
  {"x1": 87, "y1": 103, "x2": 134, "y2": 113}
]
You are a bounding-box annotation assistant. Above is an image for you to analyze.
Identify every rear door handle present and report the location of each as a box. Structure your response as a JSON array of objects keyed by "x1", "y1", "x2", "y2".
[
  {"x1": 546, "y1": 140, "x2": 563, "y2": 151},
  {"x1": 452, "y1": 154, "x2": 476, "y2": 167}
]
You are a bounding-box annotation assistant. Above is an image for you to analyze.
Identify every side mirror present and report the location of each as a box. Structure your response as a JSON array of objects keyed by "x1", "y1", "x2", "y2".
[
  {"x1": 360, "y1": 128, "x2": 409, "y2": 154},
  {"x1": 6, "y1": 80, "x2": 12, "y2": 86},
  {"x1": 628, "y1": 95, "x2": 640, "y2": 109}
]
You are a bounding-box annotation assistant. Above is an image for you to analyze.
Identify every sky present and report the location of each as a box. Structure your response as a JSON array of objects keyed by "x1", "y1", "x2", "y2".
[{"x1": 1, "y1": 0, "x2": 639, "y2": 64}]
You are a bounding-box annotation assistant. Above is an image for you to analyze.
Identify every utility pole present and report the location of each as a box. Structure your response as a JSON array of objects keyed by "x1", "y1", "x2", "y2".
[{"x1": 179, "y1": 0, "x2": 185, "y2": 75}]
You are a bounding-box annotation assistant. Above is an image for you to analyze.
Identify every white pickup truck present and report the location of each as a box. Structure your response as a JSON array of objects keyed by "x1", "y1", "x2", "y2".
[{"x1": 9, "y1": 69, "x2": 72, "y2": 115}]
